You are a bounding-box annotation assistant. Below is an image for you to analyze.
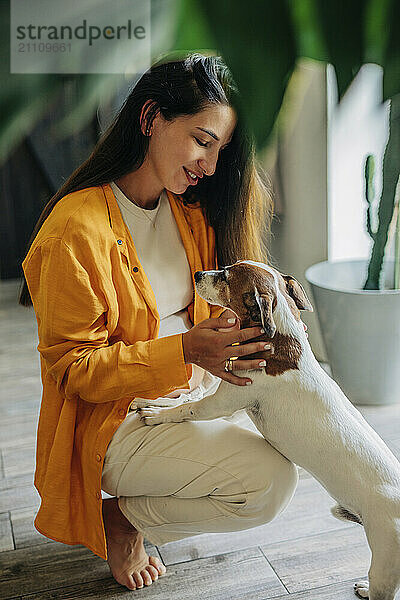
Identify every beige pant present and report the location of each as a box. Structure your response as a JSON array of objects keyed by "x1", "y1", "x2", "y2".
[{"x1": 101, "y1": 410, "x2": 298, "y2": 546}]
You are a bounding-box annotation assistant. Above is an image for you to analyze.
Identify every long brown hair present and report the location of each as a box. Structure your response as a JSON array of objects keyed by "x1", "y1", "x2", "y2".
[{"x1": 19, "y1": 52, "x2": 273, "y2": 307}]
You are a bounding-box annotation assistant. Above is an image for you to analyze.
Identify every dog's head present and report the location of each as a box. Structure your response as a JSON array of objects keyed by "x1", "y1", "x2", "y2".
[{"x1": 194, "y1": 260, "x2": 313, "y2": 337}]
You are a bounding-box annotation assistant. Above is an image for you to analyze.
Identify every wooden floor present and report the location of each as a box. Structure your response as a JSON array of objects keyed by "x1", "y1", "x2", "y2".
[{"x1": 1, "y1": 277, "x2": 400, "y2": 600}]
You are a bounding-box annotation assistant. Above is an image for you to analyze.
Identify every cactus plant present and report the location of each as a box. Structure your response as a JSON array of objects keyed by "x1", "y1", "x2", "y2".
[
  {"x1": 363, "y1": 94, "x2": 400, "y2": 290},
  {"x1": 364, "y1": 154, "x2": 376, "y2": 242}
]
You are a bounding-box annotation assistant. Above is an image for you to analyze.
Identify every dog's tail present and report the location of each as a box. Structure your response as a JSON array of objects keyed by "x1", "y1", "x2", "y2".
[{"x1": 330, "y1": 504, "x2": 363, "y2": 525}]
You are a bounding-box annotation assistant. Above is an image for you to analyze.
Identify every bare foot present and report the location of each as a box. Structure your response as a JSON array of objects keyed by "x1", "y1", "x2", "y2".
[{"x1": 102, "y1": 497, "x2": 166, "y2": 590}]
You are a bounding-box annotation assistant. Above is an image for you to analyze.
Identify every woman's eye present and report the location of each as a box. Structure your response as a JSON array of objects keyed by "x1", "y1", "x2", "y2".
[{"x1": 194, "y1": 137, "x2": 209, "y2": 148}]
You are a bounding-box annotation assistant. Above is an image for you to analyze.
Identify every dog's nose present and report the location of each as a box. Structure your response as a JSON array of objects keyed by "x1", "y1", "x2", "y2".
[{"x1": 194, "y1": 271, "x2": 202, "y2": 283}]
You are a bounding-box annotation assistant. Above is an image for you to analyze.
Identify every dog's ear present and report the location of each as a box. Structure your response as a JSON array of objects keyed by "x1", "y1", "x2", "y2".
[
  {"x1": 242, "y1": 288, "x2": 276, "y2": 337},
  {"x1": 255, "y1": 290, "x2": 277, "y2": 337},
  {"x1": 282, "y1": 276, "x2": 313, "y2": 311}
]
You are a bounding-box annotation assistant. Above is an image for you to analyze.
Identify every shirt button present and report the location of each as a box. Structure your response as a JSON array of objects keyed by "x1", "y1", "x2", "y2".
[
  {"x1": 96, "y1": 454, "x2": 102, "y2": 462},
  {"x1": 132, "y1": 266, "x2": 139, "y2": 273},
  {"x1": 96, "y1": 492, "x2": 101, "y2": 500},
  {"x1": 118, "y1": 409, "x2": 125, "y2": 417}
]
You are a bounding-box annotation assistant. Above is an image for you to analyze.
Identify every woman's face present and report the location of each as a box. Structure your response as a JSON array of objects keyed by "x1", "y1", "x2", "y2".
[{"x1": 147, "y1": 103, "x2": 237, "y2": 195}]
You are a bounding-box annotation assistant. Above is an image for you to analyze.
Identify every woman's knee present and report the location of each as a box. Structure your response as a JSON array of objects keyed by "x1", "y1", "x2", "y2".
[
  {"x1": 240, "y1": 454, "x2": 299, "y2": 527},
  {"x1": 269, "y1": 458, "x2": 299, "y2": 515}
]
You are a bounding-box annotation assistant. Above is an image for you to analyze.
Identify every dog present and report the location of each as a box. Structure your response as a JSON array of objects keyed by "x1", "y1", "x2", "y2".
[{"x1": 136, "y1": 260, "x2": 400, "y2": 600}]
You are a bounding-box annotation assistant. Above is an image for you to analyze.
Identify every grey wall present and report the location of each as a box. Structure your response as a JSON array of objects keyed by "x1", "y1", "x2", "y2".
[{"x1": 262, "y1": 58, "x2": 328, "y2": 361}]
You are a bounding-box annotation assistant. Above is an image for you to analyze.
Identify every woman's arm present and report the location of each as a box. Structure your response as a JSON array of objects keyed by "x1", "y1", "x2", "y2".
[{"x1": 23, "y1": 238, "x2": 190, "y2": 404}]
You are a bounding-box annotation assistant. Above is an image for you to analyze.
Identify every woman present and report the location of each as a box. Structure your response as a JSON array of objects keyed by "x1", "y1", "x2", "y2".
[{"x1": 19, "y1": 53, "x2": 299, "y2": 591}]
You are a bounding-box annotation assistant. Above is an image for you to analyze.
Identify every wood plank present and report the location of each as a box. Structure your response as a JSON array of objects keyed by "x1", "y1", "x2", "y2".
[
  {"x1": 2, "y1": 444, "x2": 35, "y2": 478},
  {"x1": 0, "y1": 419, "x2": 38, "y2": 451},
  {"x1": 20, "y1": 547, "x2": 286, "y2": 600},
  {"x1": 272, "y1": 578, "x2": 371, "y2": 599},
  {"x1": 0, "y1": 359, "x2": 40, "y2": 385},
  {"x1": 260, "y1": 525, "x2": 370, "y2": 593},
  {"x1": 0, "y1": 472, "x2": 35, "y2": 492},
  {"x1": 0, "y1": 395, "x2": 40, "y2": 419},
  {"x1": 0, "y1": 511, "x2": 14, "y2": 552},
  {"x1": 10, "y1": 507, "x2": 48, "y2": 550},
  {"x1": 0, "y1": 481, "x2": 39, "y2": 513},
  {"x1": 1, "y1": 540, "x2": 162, "y2": 599}
]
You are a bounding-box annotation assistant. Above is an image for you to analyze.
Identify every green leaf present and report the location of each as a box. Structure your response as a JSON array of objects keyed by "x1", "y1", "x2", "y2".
[
  {"x1": 196, "y1": 0, "x2": 297, "y2": 149},
  {"x1": 287, "y1": 0, "x2": 329, "y2": 61},
  {"x1": 173, "y1": 0, "x2": 217, "y2": 52},
  {"x1": 314, "y1": 0, "x2": 365, "y2": 99},
  {"x1": 364, "y1": 0, "x2": 392, "y2": 66},
  {"x1": 381, "y1": 1, "x2": 400, "y2": 100}
]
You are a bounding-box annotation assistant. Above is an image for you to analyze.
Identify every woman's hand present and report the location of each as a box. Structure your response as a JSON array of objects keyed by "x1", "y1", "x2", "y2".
[
  {"x1": 182, "y1": 313, "x2": 274, "y2": 386},
  {"x1": 221, "y1": 309, "x2": 308, "y2": 337}
]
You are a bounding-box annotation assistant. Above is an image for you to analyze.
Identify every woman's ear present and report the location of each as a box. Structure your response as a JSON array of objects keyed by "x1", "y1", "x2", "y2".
[{"x1": 139, "y1": 100, "x2": 159, "y2": 136}]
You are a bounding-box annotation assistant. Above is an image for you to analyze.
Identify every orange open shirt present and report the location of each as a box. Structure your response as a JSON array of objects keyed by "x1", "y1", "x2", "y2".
[{"x1": 22, "y1": 183, "x2": 224, "y2": 560}]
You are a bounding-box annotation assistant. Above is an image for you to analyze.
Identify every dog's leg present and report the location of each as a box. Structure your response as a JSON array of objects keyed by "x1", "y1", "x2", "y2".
[
  {"x1": 355, "y1": 515, "x2": 400, "y2": 600},
  {"x1": 133, "y1": 397, "x2": 184, "y2": 409},
  {"x1": 365, "y1": 546, "x2": 400, "y2": 600},
  {"x1": 137, "y1": 384, "x2": 249, "y2": 426},
  {"x1": 354, "y1": 581, "x2": 370, "y2": 598}
]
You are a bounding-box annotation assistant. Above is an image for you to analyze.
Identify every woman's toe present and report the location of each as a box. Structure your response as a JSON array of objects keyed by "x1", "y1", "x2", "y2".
[
  {"x1": 141, "y1": 569, "x2": 153, "y2": 586},
  {"x1": 133, "y1": 571, "x2": 144, "y2": 588},
  {"x1": 149, "y1": 555, "x2": 166, "y2": 575},
  {"x1": 124, "y1": 574, "x2": 136, "y2": 590},
  {"x1": 146, "y1": 565, "x2": 159, "y2": 581}
]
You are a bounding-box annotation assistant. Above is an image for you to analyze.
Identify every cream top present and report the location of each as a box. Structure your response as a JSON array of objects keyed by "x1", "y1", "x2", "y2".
[{"x1": 110, "y1": 181, "x2": 221, "y2": 402}]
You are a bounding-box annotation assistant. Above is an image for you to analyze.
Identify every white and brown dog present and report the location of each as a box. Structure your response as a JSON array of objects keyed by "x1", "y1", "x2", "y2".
[{"x1": 137, "y1": 261, "x2": 400, "y2": 600}]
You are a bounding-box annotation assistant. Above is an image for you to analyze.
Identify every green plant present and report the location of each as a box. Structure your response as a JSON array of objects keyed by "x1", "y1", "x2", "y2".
[
  {"x1": 2, "y1": 0, "x2": 400, "y2": 290},
  {"x1": 2, "y1": 0, "x2": 400, "y2": 163},
  {"x1": 364, "y1": 154, "x2": 376, "y2": 239},
  {"x1": 363, "y1": 94, "x2": 400, "y2": 289}
]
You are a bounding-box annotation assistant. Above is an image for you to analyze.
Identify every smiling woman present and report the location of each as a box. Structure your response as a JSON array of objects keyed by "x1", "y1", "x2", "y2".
[
  {"x1": 19, "y1": 52, "x2": 272, "y2": 308},
  {"x1": 115, "y1": 102, "x2": 236, "y2": 207},
  {"x1": 17, "y1": 53, "x2": 296, "y2": 594}
]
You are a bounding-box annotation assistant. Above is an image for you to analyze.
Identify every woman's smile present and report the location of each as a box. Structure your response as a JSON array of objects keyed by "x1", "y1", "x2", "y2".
[{"x1": 183, "y1": 166, "x2": 200, "y2": 185}]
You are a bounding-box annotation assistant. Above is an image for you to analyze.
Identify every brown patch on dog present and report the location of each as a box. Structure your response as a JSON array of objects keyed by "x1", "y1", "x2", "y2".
[
  {"x1": 239, "y1": 332, "x2": 302, "y2": 376},
  {"x1": 276, "y1": 275, "x2": 301, "y2": 322},
  {"x1": 222, "y1": 263, "x2": 302, "y2": 375},
  {"x1": 226, "y1": 262, "x2": 276, "y2": 326},
  {"x1": 214, "y1": 262, "x2": 305, "y2": 375},
  {"x1": 228, "y1": 262, "x2": 309, "y2": 324}
]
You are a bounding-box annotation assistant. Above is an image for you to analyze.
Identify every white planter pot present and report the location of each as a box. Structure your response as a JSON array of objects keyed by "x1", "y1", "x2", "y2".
[{"x1": 305, "y1": 259, "x2": 400, "y2": 406}]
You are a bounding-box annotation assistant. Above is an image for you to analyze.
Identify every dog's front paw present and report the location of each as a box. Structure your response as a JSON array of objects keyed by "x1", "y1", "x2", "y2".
[
  {"x1": 354, "y1": 580, "x2": 369, "y2": 598},
  {"x1": 137, "y1": 407, "x2": 172, "y2": 426},
  {"x1": 134, "y1": 398, "x2": 179, "y2": 409}
]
